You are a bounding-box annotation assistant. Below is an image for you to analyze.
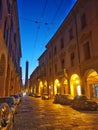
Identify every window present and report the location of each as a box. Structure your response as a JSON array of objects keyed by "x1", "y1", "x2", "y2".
[
  {"x1": 54, "y1": 64, "x2": 57, "y2": 73},
  {"x1": 11, "y1": 18, "x2": 13, "y2": 31},
  {"x1": 81, "y1": 13, "x2": 87, "y2": 29},
  {"x1": 3, "y1": 20, "x2": 7, "y2": 43},
  {"x1": 61, "y1": 59, "x2": 65, "y2": 70},
  {"x1": 3, "y1": 20, "x2": 9, "y2": 46},
  {"x1": 69, "y1": 28, "x2": 73, "y2": 40},
  {"x1": 83, "y1": 42, "x2": 90, "y2": 60},
  {"x1": 61, "y1": 38, "x2": 64, "y2": 49},
  {"x1": 49, "y1": 51, "x2": 51, "y2": 59},
  {"x1": 6, "y1": 29, "x2": 9, "y2": 46},
  {"x1": 7, "y1": 0, "x2": 10, "y2": 15},
  {"x1": 70, "y1": 52, "x2": 75, "y2": 66},
  {"x1": 54, "y1": 46, "x2": 57, "y2": 55}
]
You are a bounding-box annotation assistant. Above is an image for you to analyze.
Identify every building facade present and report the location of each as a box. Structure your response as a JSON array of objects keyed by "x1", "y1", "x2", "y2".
[
  {"x1": 0, "y1": 0, "x2": 22, "y2": 96},
  {"x1": 30, "y1": 0, "x2": 98, "y2": 99}
]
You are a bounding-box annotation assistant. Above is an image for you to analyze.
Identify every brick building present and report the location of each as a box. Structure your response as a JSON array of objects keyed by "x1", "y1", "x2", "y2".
[
  {"x1": 0, "y1": 0, "x2": 22, "y2": 96},
  {"x1": 30, "y1": 0, "x2": 98, "y2": 99}
]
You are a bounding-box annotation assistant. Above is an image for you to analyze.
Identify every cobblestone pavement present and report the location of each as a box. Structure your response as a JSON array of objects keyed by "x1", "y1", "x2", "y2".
[{"x1": 13, "y1": 96, "x2": 98, "y2": 130}]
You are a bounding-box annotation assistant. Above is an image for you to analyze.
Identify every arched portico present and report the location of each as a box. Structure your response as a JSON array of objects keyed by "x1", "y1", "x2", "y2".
[
  {"x1": 54, "y1": 79, "x2": 60, "y2": 95},
  {"x1": 83, "y1": 69, "x2": 98, "y2": 98},
  {"x1": 38, "y1": 80, "x2": 48, "y2": 95},
  {"x1": 62, "y1": 78, "x2": 69, "y2": 94},
  {"x1": 70, "y1": 74, "x2": 81, "y2": 96}
]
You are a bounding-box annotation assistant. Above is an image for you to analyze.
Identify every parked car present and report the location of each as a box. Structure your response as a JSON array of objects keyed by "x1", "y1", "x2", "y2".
[
  {"x1": 0, "y1": 97, "x2": 17, "y2": 114},
  {"x1": 71, "y1": 95, "x2": 98, "y2": 111},
  {"x1": 0, "y1": 103, "x2": 14, "y2": 130},
  {"x1": 32, "y1": 93, "x2": 41, "y2": 98},
  {"x1": 10, "y1": 94, "x2": 21, "y2": 105},
  {"x1": 53, "y1": 94, "x2": 62, "y2": 104},
  {"x1": 42, "y1": 93, "x2": 49, "y2": 100},
  {"x1": 60, "y1": 94, "x2": 73, "y2": 105}
]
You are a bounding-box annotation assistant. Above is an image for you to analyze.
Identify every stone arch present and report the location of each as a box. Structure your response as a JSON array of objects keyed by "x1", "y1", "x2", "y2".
[
  {"x1": 43, "y1": 80, "x2": 47, "y2": 93},
  {"x1": 54, "y1": 79, "x2": 60, "y2": 95},
  {"x1": 38, "y1": 80, "x2": 43, "y2": 95},
  {"x1": 5, "y1": 64, "x2": 11, "y2": 96},
  {"x1": 61, "y1": 77, "x2": 69, "y2": 94},
  {"x1": 83, "y1": 69, "x2": 98, "y2": 98},
  {"x1": 70, "y1": 74, "x2": 81, "y2": 96}
]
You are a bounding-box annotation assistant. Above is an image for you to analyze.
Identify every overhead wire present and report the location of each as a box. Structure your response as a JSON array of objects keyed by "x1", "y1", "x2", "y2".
[
  {"x1": 51, "y1": 0, "x2": 64, "y2": 24},
  {"x1": 44, "y1": 0, "x2": 64, "y2": 42},
  {"x1": 34, "y1": 0, "x2": 47, "y2": 48},
  {"x1": 19, "y1": 17, "x2": 49, "y2": 24}
]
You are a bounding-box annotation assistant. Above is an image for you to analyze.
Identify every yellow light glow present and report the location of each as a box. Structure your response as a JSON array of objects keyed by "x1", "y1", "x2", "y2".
[
  {"x1": 54, "y1": 79, "x2": 60, "y2": 86},
  {"x1": 77, "y1": 85, "x2": 81, "y2": 95},
  {"x1": 44, "y1": 81, "x2": 47, "y2": 86},
  {"x1": 55, "y1": 79, "x2": 59, "y2": 84},
  {"x1": 70, "y1": 74, "x2": 81, "y2": 96},
  {"x1": 70, "y1": 84, "x2": 74, "y2": 96},
  {"x1": 64, "y1": 79, "x2": 68, "y2": 84},
  {"x1": 39, "y1": 81, "x2": 43, "y2": 88},
  {"x1": 75, "y1": 79, "x2": 80, "y2": 84},
  {"x1": 54, "y1": 86, "x2": 57, "y2": 95},
  {"x1": 49, "y1": 86, "x2": 51, "y2": 89}
]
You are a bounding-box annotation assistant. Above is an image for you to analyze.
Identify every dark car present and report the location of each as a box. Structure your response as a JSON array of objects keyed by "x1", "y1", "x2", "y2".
[
  {"x1": 42, "y1": 93, "x2": 49, "y2": 100},
  {"x1": 53, "y1": 94, "x2": 61, "y2": 104},
  {"x1": 71, "y1": 95, "x2": 98, "y2": 111},
  {"x1": 60, "y1": 94, "x2": 73, "y2": 105},
  {"x1": 0, "y1": 97, "x2": 17, "y2": 114},
  {"x1": 10, "y1": 94, "x2": 21, "y2": 105},
  {"x1": 32, "y1": 93, "x2": 41, "y2": 98},
  {"x1": 0, "y1": 103, "x2": 14, "y2": 130}
]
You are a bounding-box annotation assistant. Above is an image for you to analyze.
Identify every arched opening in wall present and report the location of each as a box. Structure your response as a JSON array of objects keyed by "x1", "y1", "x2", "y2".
[
  {"x1": 54, "y1": 79, "x2": 60, "y2": 95},
  {"x1": 5, "y1": 64, "x2": 10, "y2": 96},
  {"x1": 0, "y1": 54, "x2": 6, "y2": 96},
  {"x1": 43, "y1": 80, "x2": 47, "y2": 93},
  {"x1": 33, "y1": 85, "x2": 37, "y2": 94},
  {"x1": 70, "y1": 74, "x2": 81, "y2": 96},
  {"x1": 62, "y1": 78, "x2": 68, "y2": 94},
  {"x1": 39, "y1": 80, "x2": 43, "y2": 95},
  {"x1": 48, "y1": 82, "x2": 54, "y2": 97},
  {"x1": 87, "y1": 70, "x2": 98, "y2": 98}
]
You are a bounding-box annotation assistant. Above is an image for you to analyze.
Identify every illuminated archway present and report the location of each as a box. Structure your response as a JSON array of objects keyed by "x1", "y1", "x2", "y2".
[
  {"x1": 32, "y1": 85, "x2": 37, "y2": 94},
  {"x1": 70, "y1": 74, "x2": 81, "y2": 96},
  {"x1": 39, "y1": 81, "x2": 43, "y2": 95},
  {"x1": 54, "y1": 79, "x2": 60, "y2": 95},
  {"x1": 43, "y1": 80, "x2": 47, "y2": 93},
  {"x1": 86, "y1": 70, "x2": 98, "y2": 98},
  {"x1": 62, "y1": 78, "x2": 69, "y2": 94}
]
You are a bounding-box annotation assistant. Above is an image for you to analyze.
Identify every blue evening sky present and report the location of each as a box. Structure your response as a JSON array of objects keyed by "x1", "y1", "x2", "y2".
[{"x1": 17, "y1": 0, "x2": 77, "y2": 83}]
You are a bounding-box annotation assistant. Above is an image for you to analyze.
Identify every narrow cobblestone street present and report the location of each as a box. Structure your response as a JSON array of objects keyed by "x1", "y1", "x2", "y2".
[{"x1": 13, "y1": 96, "x2": 98, "y2": 130}]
